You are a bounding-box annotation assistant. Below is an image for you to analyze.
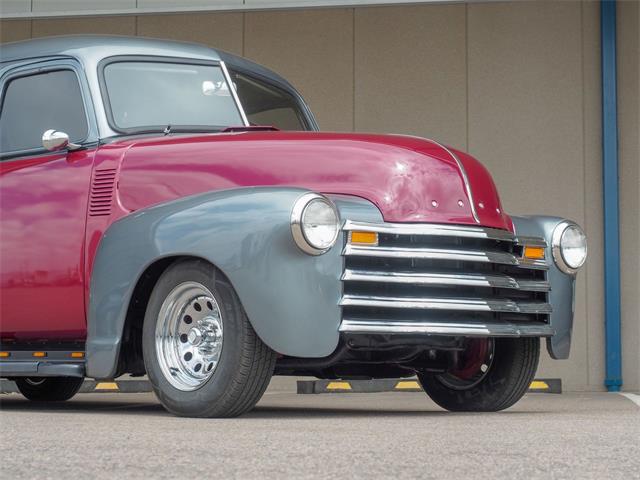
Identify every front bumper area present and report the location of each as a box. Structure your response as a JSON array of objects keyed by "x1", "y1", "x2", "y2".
[
  {"x1": 339, "y1": 319, "x2": 554, "y2": 337},
  {"x1": 339, "y1": 220, "x2": 554, "y2": 338}
]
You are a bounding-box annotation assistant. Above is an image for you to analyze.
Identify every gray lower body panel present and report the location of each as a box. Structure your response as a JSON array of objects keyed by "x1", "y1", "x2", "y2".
[{"x1": 0, "y1": 361, "x2": 85, "y2": 378}]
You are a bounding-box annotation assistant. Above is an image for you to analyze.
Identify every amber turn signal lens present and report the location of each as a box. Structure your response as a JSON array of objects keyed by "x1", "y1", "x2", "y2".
[
  {"x1": 32, "y1": 351, "x2": 47, "y2": 358},
  {"x1": 350, "y1": 231, "x2": 378, "y2": 245},
  {"x1": 524, "y1": 246, "x2": 545, "y2": 260},
  {"x1": 70, "y1": 352, "x2": 85, "y2": 358},
  {"x1": 0, "y1": 352, "x2": 10, "y2": 358}
]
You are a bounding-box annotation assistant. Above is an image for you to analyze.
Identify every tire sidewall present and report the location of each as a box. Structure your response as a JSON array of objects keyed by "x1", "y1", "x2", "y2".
[{"x1": 15, "y1": 376, "x2": 83, "y2": 401}]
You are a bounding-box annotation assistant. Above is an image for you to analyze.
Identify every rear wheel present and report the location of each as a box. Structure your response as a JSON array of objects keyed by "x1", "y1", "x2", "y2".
[
  {"x1": 142, "y1": 259, "x2": 276, "y2": 417},
  {"x1": 15, "y1": 377, "x2": 83, "y2": 401},
  {"x1": 418, "y1": 337, "x2": 540, "y2": 412}
]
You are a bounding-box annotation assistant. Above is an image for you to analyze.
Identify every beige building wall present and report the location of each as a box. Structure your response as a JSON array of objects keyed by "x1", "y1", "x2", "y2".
[
  {"x1": 617, "y1": 0, "x2": 639, "y2": 392},
  {"x1": 0, "y1": 1, "x2": 637, "y2": 391}
]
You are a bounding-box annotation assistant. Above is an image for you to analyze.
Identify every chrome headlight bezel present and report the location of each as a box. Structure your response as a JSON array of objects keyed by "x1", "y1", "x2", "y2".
[
  {"x1": 290, "y1": 192, "x2": 340, "y2": 255},
  {"x1": 552, "y1": 221, "x2": 587, "y2": 275}
]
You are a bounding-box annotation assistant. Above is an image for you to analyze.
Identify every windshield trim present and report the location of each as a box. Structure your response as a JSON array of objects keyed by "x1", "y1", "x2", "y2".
[{"x1": 97, "y1": 55, "x2": 249, "y2": 135}]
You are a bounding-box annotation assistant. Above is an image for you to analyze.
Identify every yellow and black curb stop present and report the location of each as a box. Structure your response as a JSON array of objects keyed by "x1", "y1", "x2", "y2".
[
  {"x1": 79, "y1": 380, "x2": 153, "y2": 393},
  {"x1": 1, "y1": 378, "x2": 561, "y2": 395},
  {"x1": 297, "y1": 378, "x2": 562, "y2": 394}
]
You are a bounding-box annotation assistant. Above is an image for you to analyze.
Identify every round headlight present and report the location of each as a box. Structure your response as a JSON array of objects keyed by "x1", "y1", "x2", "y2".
[
  {"x1": 291, "y1": 193, "x2": 339, "y2": 255},
  {"x1": 552, "y1": 221, "x2": 587, "y2": 274}
]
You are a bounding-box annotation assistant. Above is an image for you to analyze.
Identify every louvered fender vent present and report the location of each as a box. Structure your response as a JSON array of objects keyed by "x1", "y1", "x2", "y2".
[{"x1": 89, "y1": 168, "x2": 117, "y2": 217}]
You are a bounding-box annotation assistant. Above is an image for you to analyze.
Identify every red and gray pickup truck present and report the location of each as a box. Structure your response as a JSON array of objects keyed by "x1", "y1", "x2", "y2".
[{"x1": 0, "y1": 36, "x2": 587, "y2": 417}]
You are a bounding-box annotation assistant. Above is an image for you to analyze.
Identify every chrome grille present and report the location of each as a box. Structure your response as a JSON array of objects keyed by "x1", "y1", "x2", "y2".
[{"x1": 340, "y1": 221, "x2": 554, "y2": 337}]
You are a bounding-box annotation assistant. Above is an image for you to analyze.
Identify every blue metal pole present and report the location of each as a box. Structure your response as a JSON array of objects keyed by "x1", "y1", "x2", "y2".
[{"x1": 601, "y1": 0, "x2": 622, "y2": 392}]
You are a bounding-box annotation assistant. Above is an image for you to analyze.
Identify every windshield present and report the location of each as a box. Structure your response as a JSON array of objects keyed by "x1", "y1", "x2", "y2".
[{"x1": 103, "y1": 61, "x2": 244, "y2": 133}]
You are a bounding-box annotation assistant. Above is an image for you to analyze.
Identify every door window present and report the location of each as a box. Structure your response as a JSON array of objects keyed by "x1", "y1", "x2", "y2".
[
  {"x1": 0, "y1": 69, "x2": 88, "y2": 154},
  {"x1": 231, "y1": 72, "x2": 308, "y2": 131}
]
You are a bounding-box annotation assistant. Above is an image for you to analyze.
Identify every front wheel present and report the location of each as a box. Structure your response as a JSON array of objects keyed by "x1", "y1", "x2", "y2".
[
  {"x1": 418, "y1": 337, "x2": 540, "y2": 412},
  {"x1": 142, "y1": 259, "x2": 276, "y2": 417},
  {"x1": 15, "y1": 377, "x2": 84, "y2": 401}
]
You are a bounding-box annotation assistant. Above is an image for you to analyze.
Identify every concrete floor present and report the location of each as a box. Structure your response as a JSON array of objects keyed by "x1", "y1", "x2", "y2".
[{"x1": 0, "y1": 390, "x2": 638, "y2": 479}]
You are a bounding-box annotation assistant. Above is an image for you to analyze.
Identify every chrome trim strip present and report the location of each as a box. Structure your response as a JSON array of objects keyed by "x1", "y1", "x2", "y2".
[
  {"x1": 342, "y1": 269, "x2": 550, "y2": 292},
  {"x1": 516, "y1": 279, "x2": 553, "y2": 292},
  {"x1": 339, "y1": 319, "x2": 555, "y2": 337},
  {"x1": 343, "y1": 220, "x2": 514, "y2": 241},
  {"x1": 427, "y1": 139, "x2": 480, "y2": 223},
  {"x1": 220, "y1": 60, "x2": 249, "y2": 127},
  {"x1": 515, "y1": 235, "x2": 548, "y2": 248},
  {"x1": 340, "y1": 294, "x2": 552, "y2": 314},
  {"x1": 518, "y1": 257, "x2": 549, "y2": 270}
]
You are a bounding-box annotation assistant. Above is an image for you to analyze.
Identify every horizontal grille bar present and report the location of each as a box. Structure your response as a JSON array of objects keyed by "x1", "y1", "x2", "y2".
[
  {"x1": 344, "y1": 244, "x2": 547, "y2": 270},
  {"x1": 342, "y1": 269, "x2": 550, "y2": 292},
  {"x1": 340, "y1": 319, "x2": 555, "y2": 337},
  {"x1": 344, "y1": 244, "x2": 515, "y2": 263},
  {"x1": 514, "y1": 235, "x2": 547, "y2": 248},
  {"x1": 341, "y1": 294, "x2": 552, "y2": 314},
  {"x1": 344, "y1": 220, "x2": 517, "y2": 241},
  {"x1": 344, "y1": 220, "x2": 548, "y2": 248}
]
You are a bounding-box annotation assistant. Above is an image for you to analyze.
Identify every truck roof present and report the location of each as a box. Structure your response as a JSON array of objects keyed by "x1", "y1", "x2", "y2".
[{"x1": 0, "y1": 34, "x2": 295, "y2": 90}]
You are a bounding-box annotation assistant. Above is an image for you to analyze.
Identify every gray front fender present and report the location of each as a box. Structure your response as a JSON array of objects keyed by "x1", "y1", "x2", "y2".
[
  {"x1": 511, "y1": 215, "x2": 579, "y2": 359},
  {"x1": 86, "y1": 187, "x2": 379, "y2": 379}
]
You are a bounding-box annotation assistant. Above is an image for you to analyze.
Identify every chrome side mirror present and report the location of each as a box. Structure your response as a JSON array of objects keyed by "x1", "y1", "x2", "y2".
[{"x1": 42, "y1": 129, "x2": 81, "y2": 152}]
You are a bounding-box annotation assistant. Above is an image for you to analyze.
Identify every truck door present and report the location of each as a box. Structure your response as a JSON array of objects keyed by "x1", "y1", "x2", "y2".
[{"x1": 0, "y1": 63, "x2": 97, "y2": 341}]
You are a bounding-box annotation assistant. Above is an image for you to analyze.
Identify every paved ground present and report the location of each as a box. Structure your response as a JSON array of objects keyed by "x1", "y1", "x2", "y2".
[{"x1": 1, "y1": 389, "x2": 638, "y2": 479}]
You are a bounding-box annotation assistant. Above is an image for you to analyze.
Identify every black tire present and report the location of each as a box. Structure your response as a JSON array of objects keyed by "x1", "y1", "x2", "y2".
[
  {"x1": 15, "y1": 377, "x2": 83, "y2": 402},
  {"x1": 418, "y1": 337, "x2": 540, "y2": 412},
  {"x1": 142, "y1": 259, "x2": 276, "y2": 418}
]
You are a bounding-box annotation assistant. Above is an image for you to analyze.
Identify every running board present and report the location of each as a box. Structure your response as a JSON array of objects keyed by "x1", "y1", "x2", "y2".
[
  {"x1": 0, "y1": 350, "x2": 86, "y2": 378},
  {"x1": 0, "y1": 361, "x2": 85, "y2": 377}
]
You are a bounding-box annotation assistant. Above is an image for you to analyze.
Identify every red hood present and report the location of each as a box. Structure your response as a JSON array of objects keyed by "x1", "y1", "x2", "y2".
[{"x1": 112, "y1": 131, "x2": 512, "y2": 231}]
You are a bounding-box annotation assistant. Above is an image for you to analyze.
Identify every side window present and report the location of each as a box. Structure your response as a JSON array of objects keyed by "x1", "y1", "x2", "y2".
[
  {"x1": 231, "y1": 71, "x2": 308, "y2": 131},
  {"x1": 0, "y1": 69, "x2": 88, "y2": 154}
]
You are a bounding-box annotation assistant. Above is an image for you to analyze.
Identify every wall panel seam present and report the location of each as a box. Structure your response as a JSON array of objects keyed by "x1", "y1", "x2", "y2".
[
  {"x1": 464, "y1": 2, "x2": 468, "y2": 151},
  {"x1": 580, "y1": 0, "x2": 592, "y2": 387},
  {"x1": 352, "y1": 7, "x2": 355, "y2": 132}
]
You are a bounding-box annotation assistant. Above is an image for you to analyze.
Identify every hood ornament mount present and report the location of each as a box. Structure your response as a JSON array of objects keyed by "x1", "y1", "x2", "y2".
[{"x1": 426, "y1": 139, "x2": 481, "y2": 224}]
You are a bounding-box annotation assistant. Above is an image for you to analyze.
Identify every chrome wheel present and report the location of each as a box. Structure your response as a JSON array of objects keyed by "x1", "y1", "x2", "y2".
[
  {"x1": 24, "y1": 378, "x2": 46, "y2": 386},
  {"x1": 436, "y1": 338, "x2": 495, "y2": 390},
  {"x1": 155, "y1": 281, "x2": 223, "y2": 391}
]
